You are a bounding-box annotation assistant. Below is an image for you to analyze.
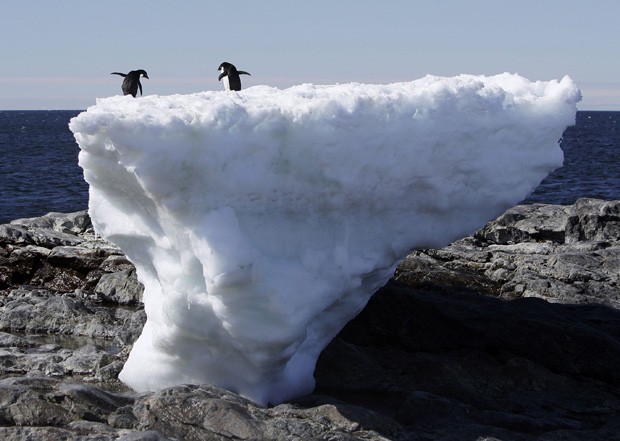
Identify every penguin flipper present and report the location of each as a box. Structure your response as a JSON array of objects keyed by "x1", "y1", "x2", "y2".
[
  {"x1": 111, "y1": 72, "x2": 127, "y2": 77},
  {"x1": 138, "y1": 81, "x2": 143, "y2": 96},
  {"x1": 238, "y1": 71, "x2": 251, "y2": 76},
  {"x1": 218, "y1": 72, "x2": 226, "y2": 81}
]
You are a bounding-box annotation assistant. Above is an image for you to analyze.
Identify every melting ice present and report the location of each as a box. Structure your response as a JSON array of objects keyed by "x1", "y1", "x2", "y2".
[{"x1": 70, "y1": 73, "x2": 580, "y2": 406}]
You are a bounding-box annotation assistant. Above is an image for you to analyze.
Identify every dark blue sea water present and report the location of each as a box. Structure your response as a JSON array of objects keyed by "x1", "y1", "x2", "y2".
[
  {"x1": 525, "y1": 111, "x2": 620, "y2": 205},
  {"x1": 0, "y1": 110, "x2": 619, "y2": 225},
  {"x1": 0, "y1": 110, "x2": 87, "y2": 224}
]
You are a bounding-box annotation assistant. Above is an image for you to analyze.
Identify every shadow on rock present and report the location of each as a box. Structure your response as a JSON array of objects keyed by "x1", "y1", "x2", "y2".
[{"x1": 316, "y1": 280, "x2": 620, "y2": 440}]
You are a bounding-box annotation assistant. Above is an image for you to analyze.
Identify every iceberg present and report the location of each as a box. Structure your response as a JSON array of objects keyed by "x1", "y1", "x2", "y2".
[{"x1": 70, "y1": 73, "x2": 580, "y2": 406}]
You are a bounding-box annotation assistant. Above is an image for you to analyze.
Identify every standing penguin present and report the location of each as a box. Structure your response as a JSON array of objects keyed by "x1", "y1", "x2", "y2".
[
  {"x1": 111, "y1": 70, "x2": 149, "y2": 97},
  {"x1": 218, "y1": 62, "x2": 250, "y2": 91}
]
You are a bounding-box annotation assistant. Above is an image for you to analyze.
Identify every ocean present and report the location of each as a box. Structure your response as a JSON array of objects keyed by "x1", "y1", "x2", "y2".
[{"x1": 0, "y1": 110, "x2": 618, "y2": 225}]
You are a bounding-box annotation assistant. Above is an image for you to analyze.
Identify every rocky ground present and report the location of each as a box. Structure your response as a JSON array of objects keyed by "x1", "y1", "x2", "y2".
[{"x1": 0, "y1": 199, "x2": 618, "y2": 440}]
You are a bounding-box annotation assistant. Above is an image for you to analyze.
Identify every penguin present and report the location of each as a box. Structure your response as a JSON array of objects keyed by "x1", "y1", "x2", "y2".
[
  {"x1": 218, "y1": 62, "x2": 250, "y2": 91},
  {"x1": 110, "y1": 70, "x2": 149, "y2": 97}
]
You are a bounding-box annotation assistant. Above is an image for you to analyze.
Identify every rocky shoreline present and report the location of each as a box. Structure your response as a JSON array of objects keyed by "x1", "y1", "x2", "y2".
[{"x1": 0, "y1": 199, "x2": 619, "y2": 440}]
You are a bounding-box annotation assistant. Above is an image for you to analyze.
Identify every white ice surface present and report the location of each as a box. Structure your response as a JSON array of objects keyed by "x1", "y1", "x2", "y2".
[{"x1": 70, "y1": 73, "x2": 580, "y2": 406}]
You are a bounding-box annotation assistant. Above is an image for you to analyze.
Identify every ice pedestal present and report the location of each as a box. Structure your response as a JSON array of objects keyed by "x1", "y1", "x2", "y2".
[{"x1": 70, "y1": 73, "x2": 580, "y2": 405}]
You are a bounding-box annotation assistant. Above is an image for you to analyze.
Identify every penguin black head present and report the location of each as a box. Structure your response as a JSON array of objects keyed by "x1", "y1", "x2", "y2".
[
  {"x1": 218, "y1": 62, "x2": 235, "y2": 75},
  {"x1": 134, "y1": 69, "x2": 149, "y2": 80},
  {"x1": 217, "y1": 62, "x2": 250, "y2": 91},
  {"x1": 111, "y1": 69, "x2": 149, "y2": 97}
]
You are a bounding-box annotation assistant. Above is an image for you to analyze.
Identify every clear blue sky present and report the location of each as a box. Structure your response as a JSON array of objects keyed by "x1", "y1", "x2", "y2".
[{"x1": 1, "y1": 0, "x2": 618, "y2": 110}]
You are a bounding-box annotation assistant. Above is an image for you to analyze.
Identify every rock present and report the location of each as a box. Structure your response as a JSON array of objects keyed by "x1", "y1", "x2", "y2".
[
  {"x1": 0, "y1": 332, "x2": 33, "y2": 348},
  {"x1": 10, "y1": 211, "x2": 92, "y2": 235},
  {"x1": 0, "y1": 336, "x2": 127, "y2": 385},
  {"x1": 131, "y1": 385, "x2": 265, "y2": 440},
  {"x1": 316, "y1": 281, "x2": 620, "y2": 440},
  {"x1": 0, "y1": 377, "x2": 73, "y2": 427},
  {"x1": 0, "y1": 211, "x2": 127, "y2": 296},
  {"x1": 397, "y1": 198, "x2": 620, "y2": 308},
  {"x1": 0, "y1": 244, "x2": 53, "y2": 291},
  {"x1": 0, "y1": 427, "x2": 82, "y2": 441},
  {"x1": 62, "y1": 344, "x2": 113, "y2": 376},
  {"x1": 131, "y1": 384, "x2": 402, "y2": 441},
  {"x1": 47, "y1": 246, "x2": 109, "y2": 272},
  {"x1": 0, "y1": 377, "x2": 136, "y2": 440},
  {"x1": 99, "y1": 255, "x2": 135, "y2": 273},
  {"x1": 1, "y1": 292, "x2": 96, "y2": 334},
  {"x1": 0, "y1": 377, "x2": 400, "y2": 440},
  {"x1": 0, "y1": 246, "x2": 48, "y2": 290},
  {"x1": 0, "y1": 224, "x2": 84, "y2": 248},
  {"x1": 475, "y1": 203, "x2": 572, "y2": 244},
  {"x1": 0, "y1": 287, "x2": 145, "y2": 344},
  {"x1": 116, "y1": 430, "x2": 172, "y2": 440},
  {"x1": 95, "y1": 269, "x2": 144, "y2": 305},
  {"x1": 566, "y1": 198, "x2": 620, "y2": 243},
  {"x1": 0, "y1": 225, "x2": 36, "y2": 247},
  {"x1": 30, "y1": 264, "x2": 86, "y2": 292},
  {"x1": 57, "y1": 383, "x2": 133, "y2": 421},
  {"x1": 0, "y1": 201, "x2": 619, "y2": 440}
]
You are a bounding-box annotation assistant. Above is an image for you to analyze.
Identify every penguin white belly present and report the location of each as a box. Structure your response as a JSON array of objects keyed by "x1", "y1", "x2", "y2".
[{"x1": 222, "y1": 75, "x2": 231, "y2": 91}]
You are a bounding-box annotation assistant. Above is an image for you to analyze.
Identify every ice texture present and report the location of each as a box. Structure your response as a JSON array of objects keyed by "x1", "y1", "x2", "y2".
[{"x1": 70, "y1": 73, "x2": 580, "y2": 406}]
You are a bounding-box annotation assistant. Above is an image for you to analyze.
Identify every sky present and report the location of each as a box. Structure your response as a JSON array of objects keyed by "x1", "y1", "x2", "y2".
[{"x1": 1, "y1": 0, "x2": 619, "y2": 110}]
